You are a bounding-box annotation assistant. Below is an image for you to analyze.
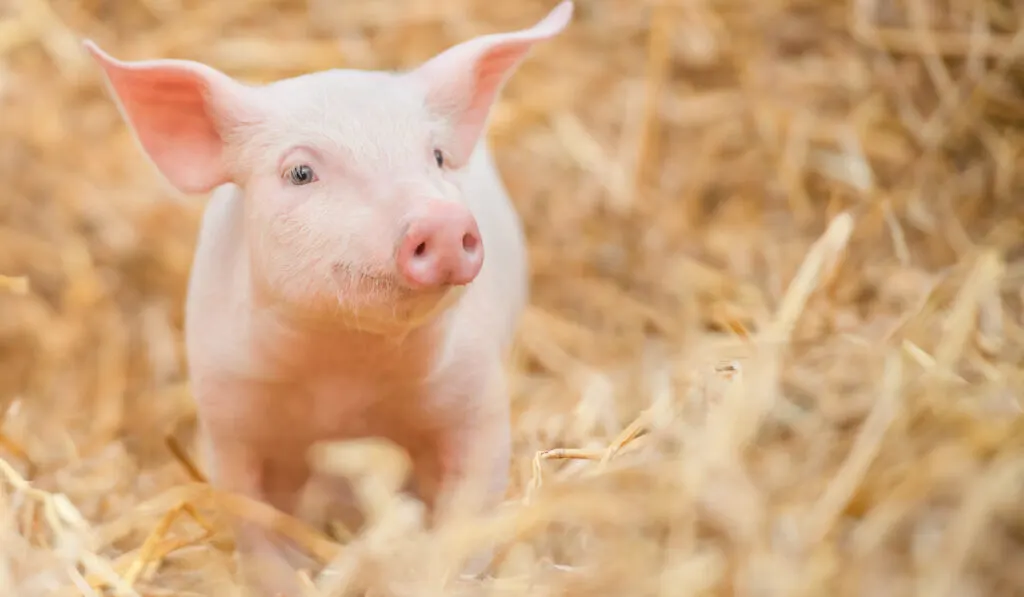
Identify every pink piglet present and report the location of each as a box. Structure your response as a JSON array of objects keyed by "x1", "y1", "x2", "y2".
[{"x1": 85, "y1": 1, "x2": 574, "y2": 595}]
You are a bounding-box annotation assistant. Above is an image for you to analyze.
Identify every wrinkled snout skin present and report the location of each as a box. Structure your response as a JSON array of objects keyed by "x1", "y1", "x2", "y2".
[{"x1": 85, "y1": 2, "x2": 574, "y2": 595}]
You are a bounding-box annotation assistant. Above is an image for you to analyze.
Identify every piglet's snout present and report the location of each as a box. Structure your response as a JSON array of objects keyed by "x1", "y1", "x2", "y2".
[{"x1": 396, "y1": 200, "x2": 484, "y2": 289}]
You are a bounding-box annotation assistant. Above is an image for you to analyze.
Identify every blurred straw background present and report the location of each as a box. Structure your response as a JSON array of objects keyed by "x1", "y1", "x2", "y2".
[{"x1": 2, "y1": 0, "x2": 1024, "y2": 595}]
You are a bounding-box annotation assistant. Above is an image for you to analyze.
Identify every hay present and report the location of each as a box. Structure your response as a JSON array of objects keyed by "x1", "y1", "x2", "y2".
[{"x1": 1, "y1": 0, "x2": 1023, "y2": 595}]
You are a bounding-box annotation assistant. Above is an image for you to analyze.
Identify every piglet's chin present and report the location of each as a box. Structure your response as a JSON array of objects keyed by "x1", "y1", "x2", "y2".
[{"x1": 328, "y1": 267, "x2": 466, "y2": 334}]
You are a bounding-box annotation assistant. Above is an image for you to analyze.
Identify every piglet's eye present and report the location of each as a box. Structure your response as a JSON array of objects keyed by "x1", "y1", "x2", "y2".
[
  {"x1": 287, "y1": 164, "x2": 317, "y2": 186},
  {"x1": 434, "y1": 149, "x2": 444, "y2": 168}
]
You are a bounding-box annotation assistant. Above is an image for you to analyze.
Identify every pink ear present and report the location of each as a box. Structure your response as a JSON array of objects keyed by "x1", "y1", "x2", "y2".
[
  {"x1": 410, "y1": 1, "x2": 573, "y2": 164},
  {"x1": 83, "y1": 41, "x2": 259, "y2": 194}
]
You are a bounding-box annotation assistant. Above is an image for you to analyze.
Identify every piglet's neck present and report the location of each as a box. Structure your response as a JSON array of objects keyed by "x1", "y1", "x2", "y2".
[{"x1": 249, "y1": 299, "x2": 448, "y2": 380}]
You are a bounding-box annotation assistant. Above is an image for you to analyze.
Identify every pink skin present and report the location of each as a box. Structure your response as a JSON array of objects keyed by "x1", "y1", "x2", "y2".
[
  {"x1": 84, "y1": 2, "x2": 573, "y2": 596},
  {"x1": 396, "y1": 199, "x2": 484, "y2": 289}
]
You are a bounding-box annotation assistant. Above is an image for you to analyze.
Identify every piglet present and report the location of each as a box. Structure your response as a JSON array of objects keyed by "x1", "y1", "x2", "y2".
[{"x1": 84, "y1": 1, "x2": 573, "y2": 594}]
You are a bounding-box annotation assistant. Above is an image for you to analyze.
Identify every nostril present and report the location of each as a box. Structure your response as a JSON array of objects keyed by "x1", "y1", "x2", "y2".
[
  {"x1": 414, "y1": 242, "x2": 427, "y2": 257},
  {"x1": 462, "y1": 233, "x2": 479, "y2": 253}
]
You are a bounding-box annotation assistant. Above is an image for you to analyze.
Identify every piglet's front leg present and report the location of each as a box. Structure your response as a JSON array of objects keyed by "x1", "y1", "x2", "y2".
[
  {"x1": 444, "y1": 418, "x2": 512, "y2": 578},
  {"x1": 201, "y1": 420, "x2": 312, "y2": 596},
  {"x1": 207, "y1": 440, "x2": 311, "y2": 596},
  {"x1": 407, "y1": 367, "x2": 513, "y2": 578}
]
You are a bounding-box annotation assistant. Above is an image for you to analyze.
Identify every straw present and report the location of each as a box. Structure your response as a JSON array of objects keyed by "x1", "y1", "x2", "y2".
[{"x1": 1, "y1": 0, "x2": 1023, "y2": 595}]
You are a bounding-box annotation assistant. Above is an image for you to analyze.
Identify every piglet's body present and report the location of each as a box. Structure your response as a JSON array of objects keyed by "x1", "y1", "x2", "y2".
[{"x1": 85, "y1": 3, "x2": 573, "y2": 594}]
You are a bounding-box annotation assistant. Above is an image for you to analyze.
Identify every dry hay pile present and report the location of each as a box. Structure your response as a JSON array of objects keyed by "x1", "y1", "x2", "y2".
[{"x1": 1, "y1": 0, "x2": 1023, "y2": 595}]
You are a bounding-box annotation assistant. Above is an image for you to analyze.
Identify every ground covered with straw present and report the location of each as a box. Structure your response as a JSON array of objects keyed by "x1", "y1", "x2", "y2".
[{"x1": 2, "y1": 0, "x2": 1023, "y2": 595}]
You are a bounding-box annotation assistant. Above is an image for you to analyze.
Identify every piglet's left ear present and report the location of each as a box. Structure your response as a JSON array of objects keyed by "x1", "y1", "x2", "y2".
[{"x1": 409, "y1": 1, "x2": 573, "y2": 165}]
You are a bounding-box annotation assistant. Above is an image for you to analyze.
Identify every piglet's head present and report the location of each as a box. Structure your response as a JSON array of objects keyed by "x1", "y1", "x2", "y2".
[{"x1": 84, "y1": 1, "x2": 572, "y2": 332}]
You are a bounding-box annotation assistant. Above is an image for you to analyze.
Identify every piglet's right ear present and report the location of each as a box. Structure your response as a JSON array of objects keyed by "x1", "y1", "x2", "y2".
[{"x1": 84, "y1": 41, "x2": 260, "y2": 195}]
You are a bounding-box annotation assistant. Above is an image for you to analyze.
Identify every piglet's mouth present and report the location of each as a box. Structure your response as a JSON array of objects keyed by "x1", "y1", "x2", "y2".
[
  {"x1": 329, "y1": 263, "x2": 402, "y2": 298},
  {"x1": 329, "y1": 263, "x2": 459, "y2": 311},
  {"x1": 325, "y1": 263, "x2": 465, "y2": 333}
]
